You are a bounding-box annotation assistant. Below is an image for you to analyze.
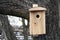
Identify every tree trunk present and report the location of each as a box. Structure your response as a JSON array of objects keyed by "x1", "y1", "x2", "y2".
[
  {"x1": 22, "y1": 18, "x2": 28, "y2": 40},
  {"x1": 0, "y1": 14, "x2": 17, "y2": 40}
]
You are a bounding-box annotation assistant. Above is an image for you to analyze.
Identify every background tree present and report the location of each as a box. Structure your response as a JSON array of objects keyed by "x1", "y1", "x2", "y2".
[{"x1": 0, "y1": 14, "x2": 17, "y2": 40}]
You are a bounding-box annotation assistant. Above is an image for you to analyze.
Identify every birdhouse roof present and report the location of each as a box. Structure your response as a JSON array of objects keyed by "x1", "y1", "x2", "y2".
[{"x1": 29, "y1": 7, "x2": 46, "y2": 12}]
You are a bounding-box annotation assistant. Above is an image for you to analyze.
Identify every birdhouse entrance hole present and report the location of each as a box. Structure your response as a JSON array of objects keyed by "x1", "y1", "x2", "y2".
[
  {"x1": 29, "y1": 4, "x2": 46, "y2": 35},
  {"x1": 36, "y1": 15, "x2": 40, "y2": 18},
  {"x1": 34, "y1": 23, "x2": 36, "y2": 24}
]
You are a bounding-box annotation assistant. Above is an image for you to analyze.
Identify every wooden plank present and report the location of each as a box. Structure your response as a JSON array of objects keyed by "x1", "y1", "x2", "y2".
[{"x1": 30, "y1": 11, "x2": 46, "y2": 35}]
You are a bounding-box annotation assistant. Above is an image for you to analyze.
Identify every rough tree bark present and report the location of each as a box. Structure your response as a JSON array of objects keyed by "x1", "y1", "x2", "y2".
[
  {"x1": 0, "y1": 0, "x2": 59, "y2": 40},
  {"x1": 0, "y1": 14, "x2": 17, "y2": 40},
  {"x1": 33, "y1": 0, "x2": 59, "y2": 40},
  {"x1": 0, "y1": 0, "x2": 30, "y2": 19},
  {"x1": 22, "y1": 18, "x2": 28, "y2": 40}
]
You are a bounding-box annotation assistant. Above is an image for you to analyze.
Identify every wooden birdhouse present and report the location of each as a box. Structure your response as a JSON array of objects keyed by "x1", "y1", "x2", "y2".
[{"x1": 29, "y1": 4, "x2": 46, "y2": 35}]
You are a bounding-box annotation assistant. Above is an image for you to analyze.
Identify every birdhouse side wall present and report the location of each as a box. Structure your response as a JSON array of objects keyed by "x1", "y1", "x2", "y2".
[{"x1": 29, "y1": 11, "x2": 46, "y2": 35}]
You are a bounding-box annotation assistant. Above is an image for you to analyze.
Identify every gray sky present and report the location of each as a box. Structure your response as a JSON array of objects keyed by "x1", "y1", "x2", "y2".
[{"x1": 7, "y1": 15, "x2": 28, "y2": 27}]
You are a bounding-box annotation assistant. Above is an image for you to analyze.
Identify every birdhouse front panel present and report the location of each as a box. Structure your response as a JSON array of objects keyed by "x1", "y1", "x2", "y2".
[{"x1": 30, "y1": 11, "x2": 46, "y2": 35}]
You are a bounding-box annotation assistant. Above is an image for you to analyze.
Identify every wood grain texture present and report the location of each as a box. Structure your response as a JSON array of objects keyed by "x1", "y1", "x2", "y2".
[{"x1": 30, "y1": 11, "x2": 46, "y2": 35}]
